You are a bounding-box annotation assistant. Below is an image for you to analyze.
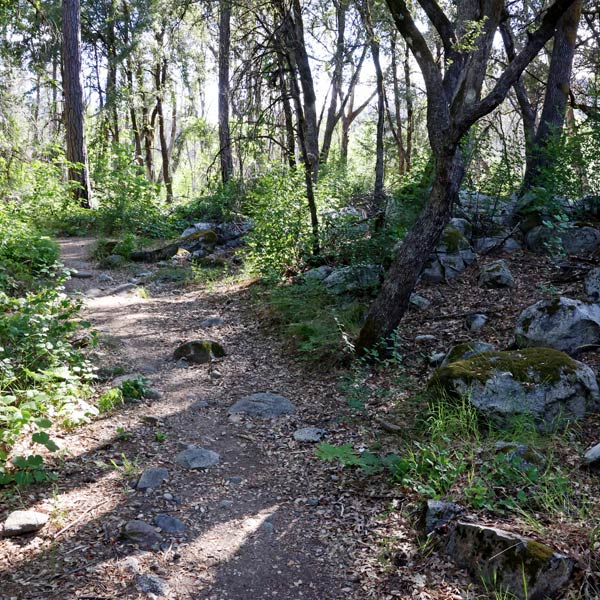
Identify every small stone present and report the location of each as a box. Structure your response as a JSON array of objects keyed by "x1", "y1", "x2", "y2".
[
  {"x1": 423, "y1": 499, "x2": 464, "y2": 534},
  {"x1": 136, "y1": 573, "x2": 170, "y2": 596},
  {"x1": 228, "y1": 476, "x2": 243, "y2": 484},
  {"x1": 143, "y1": 416, "x2": 160, "y2": 426},
  {"x1": 98, "y1": 273, "x2": 114, "y2": 283},
  {"x1": 478, "y1": 259, "x2": 515, "y2": 288},
  {"x1": 191, "y1": 400, "x2": 209, "y2": 409},
  {"x1": 153, "y1": 514, "x2": 186, "y2": 533},
  {"x1": 121, "y1": 556, "x2": 141, "y2": 573},
  {"x1": 143, "y1": 388, "x2": 162, "y2": 400},
  {"x1": 219, "y1": 500, "x2": 234, "y2": 509},
  {"x1": 100, "y1": 254, "x2": 126, "y2": 269},
  {"x1": 136, "y1": 467, "x2": 169, "y2": 491},
  {"x1": 330, "y1": 475, "x2": 339, "y2": 482},
  {"x1": 228, "y1": 392, "x2": 296, "y2": 418},
  {"x1": 260, "y1": 522, "x2": 275, "y2": 534},
  {"x1": 136, "y1": 270, "x2": 153, "y2": 278},
  {"x1": 415, "y1": 334, "x2": 437, "y2": 343},
  {"x1": 307, "y1": 498, "x2": 319, "y2": 507},
  {"x1": 293, "y1": 427, "x2": 325, "y2": 443},
  {"x1": 175, "y1": 447, "x2": 220, "y2": 469},
  {"x1": 1, "y1": 510, "x2": 48, "y2": 537},
  {"x1": 128, "y1": 277, "x2": 141, "y2": 284},
  {"x1": 175, "y1": 358, "x2": 188, "y2": 369},
  {"x1": 465, "y1": 313, "x2": 488, "y2": 332},
  {"x1": 70, "y1": 270, "x2": 93, "y2": 279},
  {"x1": 429, "y1": 352, "x2": 446, "y2": 366},
  {"x1": 121, "y1": 520, "x2": 162, "y2": 548},
  {"x1": 200, "y1": 317, "x2": 225, "y2": 328},
  {"x1": 163, "y1": 493, "x2": 174, "y2": 501},
  {"x1": 409, "y1": 294, "x2": 431, "y2": 311}
]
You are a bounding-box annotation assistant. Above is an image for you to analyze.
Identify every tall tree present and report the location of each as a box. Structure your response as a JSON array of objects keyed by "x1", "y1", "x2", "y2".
[
  {"x1": 62, "y1": 0, "x2": 93, "y2": 207},
  {"x1": 356, "y1": 0, "x2": 579, "y2": 353},
  {"x1": 218, "y1": 0, "x2": 234, "y2": 184}
]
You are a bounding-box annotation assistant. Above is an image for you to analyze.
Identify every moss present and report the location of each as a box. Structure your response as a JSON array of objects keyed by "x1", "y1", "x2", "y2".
[
  {"x1": 444, "y1": 342, "x2": 488, "y2": 364},
  {"x1": 430, "y1": 347, "x2": 578, "y2": 389},
  {"x1": 525, "y1": 539, "x2": 555, "y2": 562},
  {"x1": 441, "y1": 227, "x2": 469, "y2": 252}
]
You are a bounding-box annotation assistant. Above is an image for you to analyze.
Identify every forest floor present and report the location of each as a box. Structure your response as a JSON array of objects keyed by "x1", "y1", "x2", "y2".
[
  {"x1": 0, "y1": 238, "x2": 472, "y2": 600},
  {"x1": 1, "y1": 237, "x2": 599, "y2": 599}
]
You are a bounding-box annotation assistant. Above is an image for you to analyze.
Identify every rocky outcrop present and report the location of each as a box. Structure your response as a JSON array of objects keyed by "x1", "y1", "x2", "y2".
[
  {"x1": 421, "y1": 224, "x2": 477, "y2": 283},
  {"x1": 431, "y1": 347, "x2": 600, "y2": 432},
  {"x1": 526, "y1": 224, "x2": 600, "y2": 256},
  {"x1": 515, "y1": 297, "x2": 600, "y2": 355},
  {"x1": 322, "y1": 264, "x2": 382, "y2": 294}
]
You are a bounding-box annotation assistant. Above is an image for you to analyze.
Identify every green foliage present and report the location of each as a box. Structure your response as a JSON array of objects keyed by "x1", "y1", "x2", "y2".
[
  {"x1": 0, "y1": 217, "x2": 60, "y2": 295},
  {"x1": 262, "y1": 279, "x2": 364, "y2": 362},
  {"x1": 315, "y1": 443, "x2": 385, "y2": 475},
  {"x1": 120, "y1": 376, "x2": 150, "y2": 400},
  {"x1": 98, "y1": 387, "x2": 124, "y2": 413},
  {"x1": 172, "y1": 179, "x2": 241, "y2": 224},
  {"x1": 245, "y1": 169, "x2": 312, "y2": 278}
]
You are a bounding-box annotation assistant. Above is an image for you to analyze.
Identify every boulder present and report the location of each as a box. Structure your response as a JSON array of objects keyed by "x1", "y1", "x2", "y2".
[
  {"x1": 153, "y1": 514, "x2": 186, "y2": 533},
  {"x1": 323, "y1": 264, "x2": 381, "y2": 294},
  {"x1": 584, "y1": 267, "x2": 600, "y2": 302},
  {"x1": 303, "y1": 265, "x2": 334, "y2": 282},
  {"x1": 1, "y1": 510, "x2": 48, "y2": 537},
  {"x1": 444, "y1": 522, "x2": 573, "y2": 600},
  {"x1": 474, "y1": 236, "x2": 521, "y2": 254},
  {"x1": 423, "y1": 499, "x2": 464, "y2": 534},
  {"x1": 181, "y1": 222, "x2": 217, "y2": 239},
  {"x1": 456, "y1": 190, "x2": 516, "y2": 226},
  {"x1": 465, "y1": 313, "x2": 488, "y2": 332},
  {"x1": 527, "y1": 224, "x2": 600, "y2": 256},
  {"x1": 478, "y1": 259, "x2": 514, "y2": 288},
  {"x1": 441, "y1": 342, "x2": 496, "y2": 367},
  {"x1": 515, "y1": 297, "x2": 600, "y2": 355},
  {"x1": 99, "y1": 254, "x2": 126, "y2": 269},
  {"x1": 173, "y1": 340, "x2": 226, "y2": 364},
  {"x1": 448, "y1": 218, "x2": 472, "y2": 239},
  {"x1": 228, "y1": 392, "x2": 296, "y2": 418},
  {"x1": 431, "y1": 347, "x2": 600, "y2": 432}
]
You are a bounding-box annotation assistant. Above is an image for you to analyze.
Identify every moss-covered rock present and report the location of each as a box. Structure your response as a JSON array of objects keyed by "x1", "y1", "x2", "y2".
[
  {"x1": 515, "y1": 297, "x2": 600, "y2": 355},
  {"x1": 441, "y1": 341, "x2": 496, "y2": 366},
  {"x1": 173, "y1": 340, "x2": 226, "y2": 364},
  {"x1": 430, "y1": 347, "x2": 600, "y2": 431},
  {"x1": 444, "y1": 522, "x2": 574, "y2": 600}
]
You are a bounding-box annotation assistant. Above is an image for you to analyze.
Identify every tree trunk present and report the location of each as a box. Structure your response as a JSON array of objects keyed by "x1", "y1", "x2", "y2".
[
  {"x1": 319, "y1": 0, "x2": 346, "y2": 165},
  {"x1": 155, "y1": 58, "x2": 173, "y2": 202},
  {"x1": 62, "y1": 0, "x2": 93, "y2": 208},
  {"x1": 370, "y1": 33, "x2": 385, "y2": 211},
  {"x1": 218, "y1": 0, "x2": 234, "y2": 184},
  {"x1": 355, "y1": 148, "x2": 464, "y2": 351},
  {"x1": 522, "y1": 0, "x2": 582, "y2": 188}
]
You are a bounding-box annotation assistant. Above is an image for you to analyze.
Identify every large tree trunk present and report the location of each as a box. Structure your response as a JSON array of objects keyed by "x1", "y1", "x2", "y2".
[
  {"x1": 522, "y1": 0, "x2": 582, "y2": 188},
  {"x1": 218, "y1": 0, "x2": 234, "y2": 184},
  {"x1": 370, "y1": 33, "x2": 385, "y2": 211},
  {"x1": 355, "y1": 147, "x2": 463, "y2": 351},
  {"x1": 62, "y1": 0, "x2": 93, "y2": 207},
  {"x1": 154, "y1": 58, "x2": 173, "y2": 202}
]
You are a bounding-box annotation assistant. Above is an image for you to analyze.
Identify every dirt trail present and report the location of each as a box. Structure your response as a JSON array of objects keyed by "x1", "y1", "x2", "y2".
[{"x1": 0, "y1": 238, "x2": 372, "y2": 599}]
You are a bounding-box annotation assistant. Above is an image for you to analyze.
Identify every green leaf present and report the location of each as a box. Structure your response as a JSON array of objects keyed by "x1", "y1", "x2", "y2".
[
  {"x1": 32, "y1": 431, "x2": 59, "y2": 452},
  {"x1": 35, "y1": 418, "x2": 52, "y2": 429}
]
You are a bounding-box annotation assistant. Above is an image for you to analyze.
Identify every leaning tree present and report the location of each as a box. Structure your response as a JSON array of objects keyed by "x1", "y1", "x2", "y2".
[{"x1": 356, "y1": 0, "x2": 581, "y2": 353}]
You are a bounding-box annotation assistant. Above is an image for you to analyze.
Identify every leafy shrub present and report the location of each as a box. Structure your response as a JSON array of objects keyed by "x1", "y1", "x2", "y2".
[{"x1": 0, "y1": 217, "x2": 60, "y2": 295}]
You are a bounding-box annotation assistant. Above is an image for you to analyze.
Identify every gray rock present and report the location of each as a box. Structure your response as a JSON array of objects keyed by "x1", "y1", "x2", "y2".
[
  {"x1": 153, "y1": 514, "x2": 186, "y2": 533},
  {"x1": 437, "y1": 225, "x2": 471, "y2": 253},
  {"x1": 583, "y1": 442, "x2": 600, "y2": 469},
  {"x1": 121, "y1": 520, "x2": 162, "y2": 548},
  {"x1": 70, "y1": 269, "x2": 93, "y2": 279},
  {"x1": 200, "y1": 317, "x2": 225, "y2": 328},
  {"x1": 409, "y1": 294, "x2": 431, "y2": 310},
  {"x1": 303, "y1": 266, "x2": 333, "y2": 282},
  {"x1": 527, "y1": 225, "x2": 600, "y2": 256},
  {"x1": 135, "y1": 270, "x2": 153, "y2": 278},
  {"x1": 444, "y1": 522, "x2": 574, "y2": 600},
  {"x1": 457, "y1": 190, "x2": 516, "y2": 226},
  {"x1": 323, "y1": 264, "x2": 382, "y2": 294},
  {"x1": 219, "y1": 500, "x2": 234, "y2": 509},
  {"x1": 429, "y1": 352, "x2": 446, "y2": 366},
  {"x1": 439, "y1": 253, "x2": 468, "y2": 279},
  {"x1": 441, "y1": 342, "x2": 496, "y2": 367},
  {"x1": 420, "y1": 257, "x2": 445, "y2": 283},
  {"x1": 515, "y1": 297, "x2": 600, "y2": 355},
  {"x1": 465, "y1": 313, "x2": 488, "y2": 332},
  {"x1": 293, "y1": 427, "x2": 325, "y2": 443},
  {"x1": 423, "y1": 499, "x2": 464, "y2": 534},
  {"x1": 175, "y1": 447, "x2": 220, "y2": 469},
  {"x1": 585, "y1": 267, "x2": 600, "y2": 302},
  {"x1": 228, "y1": 476, "x2": 243, "y2": 484},
  {"x1": 173, "y1": 340, "x2": 226, "y2": 364},
  {"x1": 228, "y1": 392, "x2": 296, "y2": 418},
  {"x1": 98, "y1": 273, "x2": 114, "y2": 283},
  {"x1": 192, "y1": 400, "x2": 209, "y2": 409},
  {"x1": 415, "y1": 335, "x2": 437, "y2": 343},
  {"x1": 136, "y1": 467, "x2": 169, "y2": 491},
  {"x1": 1, "y1": 510, "x2": 48, "y2": 537},
  {"x1": 143, "y1": 388, "x2": 162, "y2": 400},
  {"x1": 111, "y1": 283, "x2": 138, "y2": 295},
  {"x1": 432, "y1": 347, "x2": 600, "y2": 432},
  {"x1": 100, "y1": 254, "x2": 126, "y2": 269},
  {"x1": 478, "y1": 259, "x2": 514, "y2": 288},
  {"x1": 136, "y1": 573, "x2": 170, "y2": 596},
  {"x1": 495, "y1": 441, "x2": 545, "y2": 470},
  {"x1": 448, "y1": 218, "x2": 472, "y2": 238},
  {"x1": 474, "y1": 236, "x2": 521, "y2": 254},
  {"x1": 260, "y1": 521, "x2": 275, "y2": 534},
  {"x1": 181, "y1": 222, "x2": 217, "y2": 239}
]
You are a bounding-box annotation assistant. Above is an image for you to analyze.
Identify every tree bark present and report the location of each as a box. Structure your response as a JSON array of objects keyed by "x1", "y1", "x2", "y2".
[
  {"x1": 154, "y1": 57, "x2": 173, "y2": 202},
  {"x1": 62, "y1": 0, "x2": 93, "y2": 208},
  {"x1": 218, "y1": 0, "x2": 234, "y2": 184},
  {"x1": 522, "y1": 0, "x2": 582, "y2": 188}
]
